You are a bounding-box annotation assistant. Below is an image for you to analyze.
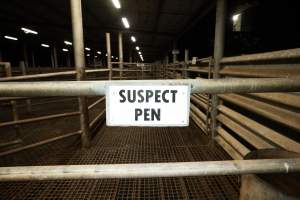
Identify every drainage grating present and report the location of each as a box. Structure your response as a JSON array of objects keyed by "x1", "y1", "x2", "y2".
[{"x1": 0, "y1": 122, "x2": 240, "y2": 199}]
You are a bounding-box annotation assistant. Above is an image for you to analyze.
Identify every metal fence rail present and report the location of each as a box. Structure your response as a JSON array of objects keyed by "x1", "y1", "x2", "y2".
[
  {"x1": 0, "y1": 158, "x2": 299, "y2": 181},
  {"x1": 0, "y1": 78, "x2": 299, "y2": 97}
]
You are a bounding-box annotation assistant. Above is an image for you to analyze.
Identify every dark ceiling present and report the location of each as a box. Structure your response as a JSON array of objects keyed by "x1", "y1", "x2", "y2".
[{"x1": 0, "y1": 0, "x2": 214, "y2": 62}]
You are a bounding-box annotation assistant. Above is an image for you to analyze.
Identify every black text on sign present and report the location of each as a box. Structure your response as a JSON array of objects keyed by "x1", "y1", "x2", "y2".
[{"x1": 106, "y1": 85, "x2": 190, "y2": 127}]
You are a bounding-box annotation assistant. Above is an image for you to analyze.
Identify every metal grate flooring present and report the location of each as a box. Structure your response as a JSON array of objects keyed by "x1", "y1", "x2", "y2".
[{"x1": 0, "y1": 122, "x2": 240, "y2": 199}]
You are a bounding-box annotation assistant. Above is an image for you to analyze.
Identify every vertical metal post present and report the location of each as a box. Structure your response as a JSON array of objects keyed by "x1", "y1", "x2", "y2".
[
  {"x1": 51, "y1": 50, "x2": 55, "y2": 68},
  {"x1": 184, "y1": 49, "x2": 189, "y2": 78},
  {"x1": 23, "y1": 45, "x2": 29, "y2": 68},
  {"x1": 212, "y1": 0, "x2": 227, "y2": 144},
  {"x1": 53, "y1": 46, "x2": 58, "y2": 68},
  {"x1": 165, "y1": 55, "x2": 169, "y2": 79},
  {"x1": 67, "y1": 54, "x2": 71, "y2": 67},
  {"x1": 31, "y1": 51, "x2": 36, "y2": 68},
  {"x1": 129, "y1": 47, "x2": 133, "y2": 63},
  {"x1": 5, "y1": 63, "x2": 22, "y2": 141},
  {"x1": 106, "y1": 33, "x2": 112, "y2": 80},
  {"x1": 118, "y1": 32, "x2": 124, "y2": 79},
  {"x1": 172, "y1": 45, "x2": 177, "y2": 64},
  {"x1": 19, "y1": 61, "x2": 32, "y2": 112},
  {"x1": 70, "y1": 0, "x2": 90, "y2": 148}
]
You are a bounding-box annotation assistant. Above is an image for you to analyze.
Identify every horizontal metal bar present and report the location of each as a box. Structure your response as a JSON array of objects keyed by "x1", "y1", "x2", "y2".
[
  {"x1": 217, "y1": 127, "x2": 250, "y2": 157},
  {"x1": 0, "y1": 112, "x2": 80, "y2": 128},
  {"x1": 215, "y1": 136, "x2": 243, "y2": 160},
  {"x1": 88, "y1": 97, "x2": 105, "y2": 110},
  {"x1": 218, "y1": 105, "x2": 300, "y2": 153},
  {"x1": 89, "y1": 110, "x2": 105, "y2": 128},
  {"x1": 0, "y1": 78, "x2": 299, "y2": 97},
  {"x1": 0, "y1": 69, "x2": 109, "y2": 82},
  {"x1": 219, "y1": 93, "x2": 300, "y2": 131},
  {"x1": 0, "y1": 131, "x2": 81, "y2": 157},
  {"x1": 221, "y1": 48, "x2": 300, "y2": 63},
  {"x1": 0, "y1": 139, "x2": 22, "y2": 149},
  {"x1": 0, "y1": 158, "x2": 299, "y2": 181}
]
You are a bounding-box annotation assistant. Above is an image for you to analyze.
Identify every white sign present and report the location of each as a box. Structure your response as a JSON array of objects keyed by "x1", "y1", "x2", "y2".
[{"x1": 106, "y1": 85, "x2": 190, "y2": 127}]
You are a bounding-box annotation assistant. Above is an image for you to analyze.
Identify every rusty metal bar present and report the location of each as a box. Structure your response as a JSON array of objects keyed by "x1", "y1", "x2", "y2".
[
  {"x1": 0, "y1": 131, "x2": 81, "y2": 157},
  {"x1": 0, "y1": 111, "x2": 80, "y2": 128},
  {"x1": 190, "y1": 111, "x2": 207, "y2": 134},
  {"x1": 221, "y1": 48, "x2": 300, "y2": 63},
  {"x1": 0, "y1": 78, "x2": 300, "y2": 97},
  {"x1": 218, "y1": 105, "x2": 300, "y2": 153},
  {"x1": 219, "y1": 93, "x2": 300, "y2": 131},
  {"x1": 70, "y1": 0, "x2": 90, "y2": 148},
  {"x1": 249, "y1": 92, "x2": 300, "y2": 109},
  {"x1": 0, "y1": 158, "x2": 299, "y2": 181},
  {"x1": 216, "y1": 127, "x2": 250, "y2": 157},
  {"x1": 215, "y1": 135, "x2": 243, "y2": 160},
  {"x1": 217, "y1": 113, "x2": 274, "y2": 149}
]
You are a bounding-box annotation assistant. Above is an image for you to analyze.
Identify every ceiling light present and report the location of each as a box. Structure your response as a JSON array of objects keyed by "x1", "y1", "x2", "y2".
[
  {"x1": 111, "y1": 0, "x2": 121, "y2": 9},
  {"x1": 62, "y1": 48, "x2": 69, "y2": 52},
  {"x1": 64, "y1": 41, "x2": 72, "y2": 46},
  {"x1": 136, "y1": 46, "x2": 140, "y2": 51},
  {"x1": 85, "y1": 47, "x2": 91, "y2": 51},
  {"x1": 4, "y1": 36, "x2": 18, "y2": 41},
  {"x1": 138, "y1": 51, "x2": 142, "y2": 55},
  {"x1": 232, "y1": 14, "x2": 240, "y2": 22},
  {"x1": 112, "y1": 56, "x2": 114, "y2": 58},
  {"x1": 105, "y1": 53, "x2": 108, "y2": 57},
  {"x1": 86, "y1": 54, "x2": 90, "y2": 57},
  {"x1": 21, "y1": 27, "x2": 38, "y2": 35},
  {"x1": 41, "y1": 44, "x2": 50, "y2": 48},
  {"x1": 122, "y1": 17, "x2": 130, "y2": 29},
  {"x1": 131, "y1": 36, "x2": 136, "y2": 42},
  {"x1": 97, "y1": 51, "x2": 102, "y2": 55},
  {"x1": 95, "y1": 56, "x2": 98, "y2": 58}
]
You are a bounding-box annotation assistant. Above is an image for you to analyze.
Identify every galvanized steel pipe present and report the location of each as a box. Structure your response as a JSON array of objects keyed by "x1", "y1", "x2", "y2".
[
  {"x1": 0, "y1": 158, "x2": 299, "y2": 181},
  {"x1": 0, "y1": 78, "x2": 299, "y2": 97}
]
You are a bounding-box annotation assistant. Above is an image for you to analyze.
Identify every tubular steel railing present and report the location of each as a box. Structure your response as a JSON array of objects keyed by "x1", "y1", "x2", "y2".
[{"x1": 1, "y1": 48, "x2": 300, "y2": 181}]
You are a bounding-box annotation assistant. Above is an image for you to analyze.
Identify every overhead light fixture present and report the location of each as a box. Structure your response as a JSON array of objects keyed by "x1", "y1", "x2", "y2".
[
  {"x1": 62, "y1": 48, "x2": 69, "y2": 52},
  {"x1": 111, "y1": 0, "x2": 121, "y2": 9},
  {"x1": 122, "y1": 17, "x2": 130, "y2": 29},
  {"x1": 131, "y1": 36, "x2": 136, "y2": 42},
  {"x1": 86, "y1": 54, "x2": 90, "y2": 57},
  {"x1": 112, "y1": 56, "x2": 114, "y2": 59},
  {"x1": 138, "y1": 51, "x2": 142, "y2": 55},
  {"x1": 232, "y1": 14, "x2": 240, "y2": 22},
  {"x1": 95, "y1": 56, "x2": 98, "y2": 58},
  {"x1": 85, "y1": 47, "x2": 91, "y2": 51},
  {"x1": 4, "y1": 35, "x2": 18, "y2": 41},
  {"x1": 105, "y1": 53, "x2": 108, "y2": 57},
  {"x1": 97, "y1": 51, "x2": 102, "y2": 55},
  {"x1": 41, "y1": 44, "x2": 50, "y2": 48},
  {"x1": 21, "y1": 27, "x2": 38, "y2": 35},
  {"x1": 116, "y1": 57, "x2": 118, "y2": 60},
  {"x1": 64, "y1": 41, "x2": 72, "y2": 46},
  {"x1": 136, "y1": 46, "x2": 140, "y2": 51}
]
